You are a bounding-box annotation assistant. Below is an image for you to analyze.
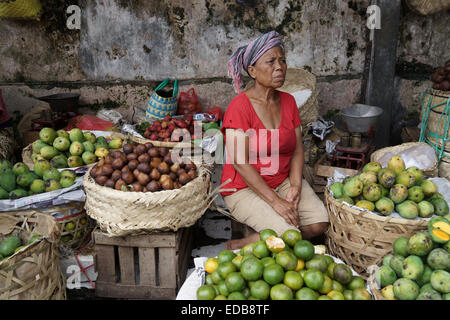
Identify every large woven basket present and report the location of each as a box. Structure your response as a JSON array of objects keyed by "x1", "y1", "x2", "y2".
[
  {"x1": 370, "y1": 142, "x2": 438, "y2": 178},
  {"x1": 83, "y1": 163, "x2": 224, "y2": 237},
  {"x1": 0, "y1": 210, "x2": 66, "y2": 300},
  {"x1": 406, "y1": 0, "x2": 450, "y2": 16},
  {"x1": 324, "y1": 188, "x2": 428, "y2": 278},
  {"x1": 34, "y1": 202, "x2": 95, "y2": 257}
]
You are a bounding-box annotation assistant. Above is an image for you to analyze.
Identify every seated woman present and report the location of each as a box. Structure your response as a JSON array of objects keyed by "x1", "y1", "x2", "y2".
[{"x1": 221, "y1": 31, "x2": 329, "y2": 250}]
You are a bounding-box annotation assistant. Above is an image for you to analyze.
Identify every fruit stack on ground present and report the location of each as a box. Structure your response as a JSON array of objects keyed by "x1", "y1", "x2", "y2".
[{"x1": 197, "y1": 229, "x2": 372, "y2": 300}]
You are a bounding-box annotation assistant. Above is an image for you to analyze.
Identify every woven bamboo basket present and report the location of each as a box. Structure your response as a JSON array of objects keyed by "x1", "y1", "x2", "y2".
[
  {"x1": 367, "y1": 259, "x2": 389, "y2": 301},
  {"x1": 370, "y1": 142, "x2": 438, "y2": 178},
  {"x1": 324, "y1": 188, "x2": 428, "y2": 279},
  {"x1": 83, "y1": 163, "x2": 225, "y2": 237},
  {"x1": 0, "y1": 210, "x2": 66, "y2": 300},
  {"x1": 406, "y1": 0, "x2": 450, "y2": 16},
  {"x1": 128, "y1": 134, "x2": 194, "y2": 149},
  {"x1": 34, "y1": 202, "x2": 95, "y2": 257}
]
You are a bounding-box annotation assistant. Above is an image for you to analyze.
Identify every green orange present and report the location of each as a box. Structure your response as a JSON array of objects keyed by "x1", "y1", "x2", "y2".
[
  {"x1": 240, "y1": 258, "x2": 264, "y2": 281},
  {"x1": 260, "y1": 229, "x2": 278, "y2": 242},
  {"x1": 217, "y1": 261, "x2": 237, "y2": 279},
  {"x1": 211, "y1": 270, "x2": 223, "y2": 284},
  {"x1": 250, "y1": 280, "x2": 270, "y2": 300},
  {"x1": 293, "y1": 240, "x2": 315, "y2": 261},
  {"x1": 283, "y1": 270, "x2": 304, "y2": 291},
  {"x1": 282, "y1": 229, "x2": 303, "y2": 248},
  {"x1": 347, "y1": 276, "x2": 366, "y2": 290},
  {"x1": 303, "y1": 269, "x2": 325, "y2": 290},
  {"x1": 227, "y1": 292, "x2": 247, "y2": 300},
  {"x1": 263, "y1": 263, "x2": 285, "y2": 285},
  {"x1": 318, "y1": 275, "x2": 333, "y2": 294},
  {"x1": 225, "y1": 272, "x2": 246, "y2": 293},
  {"x1": 253, "y1": 240, "x2": 270, "y2": 258},
  {"x1": 218, "y1": 250, "x2": 237, "y2": 264},
  {"x1": 197, "y1": 285, "x2": 216, "y2": 300},
  {"x1": 270, "y1": 284, "x2": 294, "y2": 300},
  {"x1": 295, "y1": 287, "x2": 319, "y2": 300},
  {"x1": 327, "y1": 290, "x2": 345, "y2": 300},
  {"x1": 276, "y1": 251, "x2": 298, "y2": 271}
]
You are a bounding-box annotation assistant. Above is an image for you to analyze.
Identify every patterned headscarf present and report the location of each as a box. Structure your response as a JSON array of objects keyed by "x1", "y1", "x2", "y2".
[{"x1": 227, "y1": 31, "x2": 285, "y2": 93}]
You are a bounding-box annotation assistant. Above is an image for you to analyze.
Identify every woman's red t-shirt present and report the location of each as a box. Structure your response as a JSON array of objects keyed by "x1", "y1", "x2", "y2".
[{"x1": 220, "y1": 90, "x2": 302, "y2": 196}]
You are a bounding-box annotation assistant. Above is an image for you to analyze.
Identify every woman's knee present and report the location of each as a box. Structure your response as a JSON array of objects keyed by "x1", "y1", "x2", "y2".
[{"x1": 301, "y1": 222, "x2": 329, "y2": 238}]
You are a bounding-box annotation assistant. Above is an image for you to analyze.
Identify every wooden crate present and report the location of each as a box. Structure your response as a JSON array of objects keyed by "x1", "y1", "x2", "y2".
[{"x1": 93, "y1": 227, "x2": 193, "y2": 300}]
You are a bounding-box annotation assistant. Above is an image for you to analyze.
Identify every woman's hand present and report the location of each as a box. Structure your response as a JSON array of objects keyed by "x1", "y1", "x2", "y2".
[
  {"x1": 272, "y1": 196, "x2": 299, "y2": 228},
  {"x1": 285, "y1": 185, "x2": 301, "y2": 210}
]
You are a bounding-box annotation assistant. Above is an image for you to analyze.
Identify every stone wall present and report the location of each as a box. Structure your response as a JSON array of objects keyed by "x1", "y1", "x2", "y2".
[{"x1": 0, "y1": 0, "x2": 448, "y2": 125}]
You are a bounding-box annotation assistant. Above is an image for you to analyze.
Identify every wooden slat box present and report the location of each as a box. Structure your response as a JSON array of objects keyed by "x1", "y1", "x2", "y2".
[{"x1": 93, "y1": 227, "x2": 193, "y2": 300}]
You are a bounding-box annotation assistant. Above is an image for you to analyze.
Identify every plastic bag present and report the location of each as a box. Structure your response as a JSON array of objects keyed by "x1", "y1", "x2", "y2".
[
  {"x1": 65, "y1": 115, "x2": 114, "y2": 131},
  {"x1": 177, "y1": 88, "x2": 202, "y2": 116}
]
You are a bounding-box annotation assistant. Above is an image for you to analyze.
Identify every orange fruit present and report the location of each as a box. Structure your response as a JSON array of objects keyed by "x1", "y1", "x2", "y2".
[
  {"x1": 197, "y1": 285, "x2": 216, "y2": 300},
  {"x1": 205, "y1": 257, "x2": 219, "y2": 274},
  {"x1": 240, "y1": 258, "x2": 264, "y2": 281},
  {"x1": 276, "y1": 251, "x2": 298, "y2": 271},
  {"x1": 327, "y1": 290, "x2": 345, "y2": 300},
  {"x1": 282, "y1": 229, "x2": 303, "y2": 248},
  {"x1": 318, "y1": 275, "x2": 333, "y2": 294},
  {"x1": 293, "y1": 240, "x2": 315, "y2": 261},
  {"x1": 270, "y1": 284, "x2": 293, "y2": 300},
  {"x1": 295, "y1": 287, "x2": 319, "y2": 300},
  {"x1": 283, "y1": 270, "x2": 304, "y2": 291},
  {"x1": 217, "y1": 261, "x2": 237, "y2": 279},
  {"x1": 260, "y1": 229, "x2": 278, "y2": 242},
  {"x1": 295, "y1": 258, "x2": 305, "y2": 271},
  {"x1": 218, "y1": 250, "x2": 237, "y2": 264},
  {"x1": 250, "y1": 280, "x2": 270, "y2": 300},
  {"x1": 265, "y1": 235, "x2": 285, "y2": 253},
  {"x1": 263, "y1": 263, "x2": 285, "y2": 285},
  {"x1": 225, "y1": 272, "x2": 246, "y2": 293},
  {"x1": 303, "y1": 269, "x2": 325, "y2": 290}
]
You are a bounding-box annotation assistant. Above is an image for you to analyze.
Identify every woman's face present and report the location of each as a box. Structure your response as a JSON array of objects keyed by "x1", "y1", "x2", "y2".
[{"x1": 248, "y1": 46, "x2": 287, "y2": 89}]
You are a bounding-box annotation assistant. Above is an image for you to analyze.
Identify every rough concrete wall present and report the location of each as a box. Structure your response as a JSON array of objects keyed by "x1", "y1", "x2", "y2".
[
  {"x1": 0, "y1": 0, "x2": 448, "y2": 123},
  {"x1": 77, "y1": 0, "x2": 369, "y2": 80}
]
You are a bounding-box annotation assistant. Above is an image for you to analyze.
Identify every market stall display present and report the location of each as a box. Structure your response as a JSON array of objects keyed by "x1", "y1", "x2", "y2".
[
  {"x1": 324, "y1": 149, "x2": 450, "y2": 278},
  {"x1": 328, "y1": 156, "x2": 448, "y2": 220},
  {"x1": 83, "y1": 142, "x2": 224, "y2": 237},
  {"x1": 0, "y1": 210, "x2": 66, "y2": 300},
  {"x1": 369, "y1": 219, "x2": 450, "y2": 300},
  {"x1": 0, "y1": 159, "x2": 78, "y2": 200},
  {"x1": 187, "y1": 229, "x2": 372, "y2": 300},
  {"x1": 22, "y1": 127, "x2": 125, "y2": 170}
]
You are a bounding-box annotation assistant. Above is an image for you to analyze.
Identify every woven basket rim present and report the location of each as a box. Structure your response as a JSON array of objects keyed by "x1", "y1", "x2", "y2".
[
  {"x1": 0, "y1": 210, "x2": 66, "y2": 300},
  {"x1": 128, "y1": 134, "x2": 193, "y2": 148},
  {"x1": 370, "y1": 142, "x2": 438, "y2": 173},
  {"x1": 325, "y1": 188, "x2": 428, "y2": 226}
]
